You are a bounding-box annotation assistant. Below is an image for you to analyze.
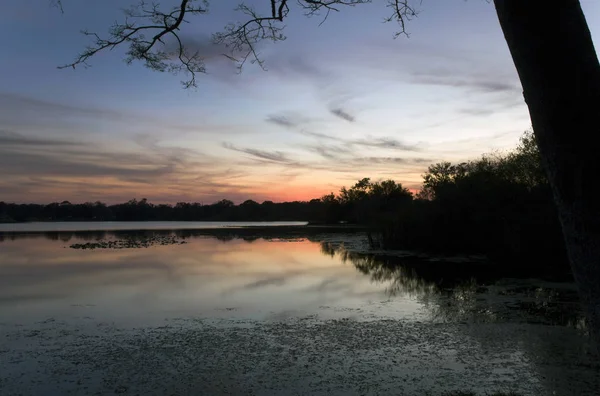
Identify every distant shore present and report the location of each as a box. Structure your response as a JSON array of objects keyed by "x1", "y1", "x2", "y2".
[{"x1": 0, "y1": 221, "x2": 367, "y2": 235}]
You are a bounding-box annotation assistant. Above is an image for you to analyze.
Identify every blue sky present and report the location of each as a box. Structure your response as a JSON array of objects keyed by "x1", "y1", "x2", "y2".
[{"x1": 2, "y1": 0, "x2": 599, "y2": 204}]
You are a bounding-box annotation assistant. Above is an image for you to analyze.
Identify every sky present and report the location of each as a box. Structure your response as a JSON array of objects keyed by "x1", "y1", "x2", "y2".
[{"x1": 1, "y1": 0, "x2": 599, "y2": 204}]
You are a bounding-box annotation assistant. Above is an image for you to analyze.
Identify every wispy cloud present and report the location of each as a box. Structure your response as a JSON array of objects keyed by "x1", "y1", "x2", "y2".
[
  {"x1": 299, "y1": 128, "x2": 422, "y2": 153},
  {"x1": 0, "y1": 92, "x2": 219, "y2": 134},
  {"x1": 410, "y1": 70, "x2": 520, "y2": 95},
  {"x1": 349, "y1": 157, "x2": 432, "y2": 165},
  {"x1": 303, "y1": 143, "x2": 354, "y2": 160},
  {"x1": 351, "y1": 137, "x2": 422, "y2": 151},
  {"x1": 0, "y1": 130, "x2": 203, "y2": 180},
  {"x1": 299, "y1": 130, "x2": 339, "y2": 140},
  {"x1": 0, "y1": 129, "x2": 81, "y2": 147},
  {"x1": 458, "y1": 107, "x2": 496, "y2": 117},
  {"x1": 265, "y1": 115, "x2": 297, "y2": 128},
  {"x1": 0, "y1": 130, "x2": 262, "y2": 203},
  {"x1": 222, "y1": 142, "x2": 292, "y2": 163},
  {"x1": 242, "y1": 276, "x2": 288, "y2": 290},
  {"x1": 330, "y1": 108, "x2": 355, "y2": 122}
]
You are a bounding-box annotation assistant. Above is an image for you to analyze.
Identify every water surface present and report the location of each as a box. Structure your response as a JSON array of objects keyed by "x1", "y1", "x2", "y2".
[
  {"x1": 0, "y1": 231, "x2": 416, "y2": 325},
  {"x1": 0, "y1": 220, "x2": 308, "y2": 233},
  {"x1": 1, "y1": 230, "x2": 598, "y2": 395}
]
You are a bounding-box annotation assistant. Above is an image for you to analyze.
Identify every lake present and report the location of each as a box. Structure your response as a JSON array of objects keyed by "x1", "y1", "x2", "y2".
[
  {"x1": 1, "y1": 226, "x2": 598, "y2": 395},
  {"x1": 0, "y1": 220, "x2": 308, "y2": 233}
]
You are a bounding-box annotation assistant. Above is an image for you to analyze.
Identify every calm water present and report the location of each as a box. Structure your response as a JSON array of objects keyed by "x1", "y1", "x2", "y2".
[
  {"x1": 0, "y1": 230, "x2": 419, "y2": 326},
  {"x1": 1, "y1": 229, "x2": 598, "y2": 395},
  {"x1": 0, "y1": 220, "x2": 308, "y2": 233}
]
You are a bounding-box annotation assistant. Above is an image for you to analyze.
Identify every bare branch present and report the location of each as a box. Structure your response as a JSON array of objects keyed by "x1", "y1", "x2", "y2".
[
  {"x1": 301, "y1": 0, "x2": 370, "y2": 16},
  {"x1": 384, "y1": 0, "x2": 420, "y2": 38},
  {"x1": 213, "y1": 1, "x2": 290, "y2": 72},
  {"x1": 50, "y1": 0, "x2": 64, "y2": 14},
  {"x1": 59, "y1": 0, "x2": 209, "y2": 88},
  {"x1": 60, "y1": 0, "x2": 419, "y2": 88}
]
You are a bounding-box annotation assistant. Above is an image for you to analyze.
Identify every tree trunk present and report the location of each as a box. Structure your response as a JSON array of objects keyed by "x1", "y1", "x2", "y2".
[{"x1": 493, "y1": 1, "x2": 600, "y2": 351}]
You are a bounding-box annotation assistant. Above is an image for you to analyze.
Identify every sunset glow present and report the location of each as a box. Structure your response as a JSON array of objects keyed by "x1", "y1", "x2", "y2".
[{"x1": 1, "y1": 0, "x2": 599, "y2": 204}]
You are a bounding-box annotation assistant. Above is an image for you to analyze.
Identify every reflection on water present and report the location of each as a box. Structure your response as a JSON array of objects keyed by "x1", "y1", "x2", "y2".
[
  {"x1": 0, "y1": 230, "x2": 419, "y2": 325},
  {"x1": 0, "y1": 221, "x2": 309, "y2": 233},
  {"x1": 325, "y1": 243, "x2": 586, "y2": 329},
  {"x1": 0, "y1": 230, "x2": 586, "y2": 330},
  {"x1": 1, "y1": 230, "x2": 597, "y2": 395}
]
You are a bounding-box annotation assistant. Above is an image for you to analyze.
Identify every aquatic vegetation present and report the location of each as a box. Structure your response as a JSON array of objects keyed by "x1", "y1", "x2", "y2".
[{"x1": 70, "y1": 235, "x2": 186, "y2": 249}]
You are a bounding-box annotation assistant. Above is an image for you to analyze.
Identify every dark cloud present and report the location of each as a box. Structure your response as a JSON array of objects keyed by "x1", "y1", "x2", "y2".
[
  {"x1": 265, "y1": 112, "x2": 321, "y2": 130},
  {"x1": 0, "y1": 130, "x2": 253, "y2": 203},
  {"x1": 265, "y1": 115, "x2": 298, "y2": 129},
  {"x1": 330, "y1": 108, "x2": 355, "y2": 122},
  {"x1": 0, "y1": 92, "x2": 212, "y2": 134},
  {"x1": 0, "y1": 130, "x2": 81, "y2": 147},
  {"x1": 0, "y1": 150, "x2": 175, "y2": 179},
  {"x1": 0, "y1": 130, "x2": 208, "y2": 181},
  {"x1": 222, "y1": 142, "x2": 292, "y2": 163}
]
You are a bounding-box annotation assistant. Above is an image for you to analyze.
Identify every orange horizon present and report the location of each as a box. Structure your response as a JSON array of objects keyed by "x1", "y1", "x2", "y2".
[{"x1": 1, "y1": 186, "x2": 423, "y2": 206}]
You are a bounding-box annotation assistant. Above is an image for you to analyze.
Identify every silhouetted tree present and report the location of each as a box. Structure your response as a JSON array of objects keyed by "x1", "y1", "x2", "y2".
[{"x1": 373, "y1": 131, "x2": 567, "y2": 274}]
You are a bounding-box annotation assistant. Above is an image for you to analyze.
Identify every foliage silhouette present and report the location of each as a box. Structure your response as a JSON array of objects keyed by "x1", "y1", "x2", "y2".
[{"x1": 369, "y1": 131, "x2": 569, "y2": 275}]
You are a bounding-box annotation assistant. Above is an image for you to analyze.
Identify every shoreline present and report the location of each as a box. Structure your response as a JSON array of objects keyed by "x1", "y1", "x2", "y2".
[{"x1": 0, "y1": 222, "x2": 366, "y2": 235}]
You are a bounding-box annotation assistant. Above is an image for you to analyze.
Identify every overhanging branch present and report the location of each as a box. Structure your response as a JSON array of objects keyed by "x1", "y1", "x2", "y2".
[{"x1": 59, "y1": 0, "x2": 419, "y2": 88}]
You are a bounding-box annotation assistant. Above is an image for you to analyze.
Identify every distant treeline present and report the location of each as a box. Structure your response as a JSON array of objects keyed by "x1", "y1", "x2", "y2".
[
  {"x1": 0, "y1": 131, "x2": 568, "y2": 269},
  {"x1": 0, "y1": 179, "x2": 414, "y2": 224},
  {"x1": 0, "y1": 198, "x2": 328, "y2": 223}
]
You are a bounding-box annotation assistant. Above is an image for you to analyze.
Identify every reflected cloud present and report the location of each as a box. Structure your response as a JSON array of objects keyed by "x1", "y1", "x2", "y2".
[
  {"x1": 1, "y1": 231, "x2": 585, "y2": 332},
  {"x1": 322, "y1": 242, "x2": 586, "y2": 328},
  {"x1": 242, "y1": 276, "x2": 288, "y2": 290},
  {"x1": 0, "y1": 234, "x2": 370, "y2": 319}
]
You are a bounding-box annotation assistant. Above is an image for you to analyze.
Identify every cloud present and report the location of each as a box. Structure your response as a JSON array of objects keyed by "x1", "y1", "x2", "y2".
[
  {"x1": 0, "y1": 130, "x2": 81, "y2": 147},
  {"x1": 242, "y1": 276, "x2": 287, "y2": 290},
  {"x1": 0, "y1": 131, "x2": 202, "y2": 181},
  {"x1": 330, "y1": 108, "x2": 355, "y2": 122},
  {"x1": 410, "y1": 71, "x2": 520, "y2": 94},
  {"x1": 265, "y1": 112, "x2": 322, "y2": 130},
  {"x1": 299, "y1": 130, "x2": 339, "y2": 140},
  {"x1": 267, "y1": 55, "x2": 331, "y2": 82},
  {"x1": 0, "y1": 92, "x2": 215, "y2": 134},
  {"x1": 350, "y1": 137, "x2": 422, "y2": 152},
  {"x1": 266, "y1": 115, "x2": 297, "y2": 128},
  {"x1": 170, "y1": 35, "x2": 228, "y2": 60},
  {"x1": 350, "y1": 157, "x2": 432, "y2": 165},
  {"x1": 222, "y1": 142, "x2": 292, "y2": 163},
  {"x1": 298, "y1": 129, "x2": 422, "y2": 153},
  {"x1": 0, "y1": 130, "x2": 262, "y2": 203},
  {"x1": 458, "y1": 108, "x2": 496, "y2": 117},
  {"x1": 304, "y1": 143, "x2": 354, "y2": 160}
]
